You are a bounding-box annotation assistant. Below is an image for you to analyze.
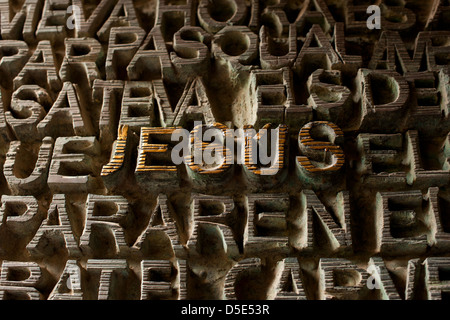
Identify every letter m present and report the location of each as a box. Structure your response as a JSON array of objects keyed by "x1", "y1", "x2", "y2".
[{"x1": 0, "y1": 0, "x2": 43, "y2": 41}]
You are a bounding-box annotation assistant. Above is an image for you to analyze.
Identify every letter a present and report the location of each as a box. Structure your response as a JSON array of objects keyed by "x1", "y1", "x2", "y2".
[{"x1": 367, "y1": 5, "x2": 381, "y2": 30}]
